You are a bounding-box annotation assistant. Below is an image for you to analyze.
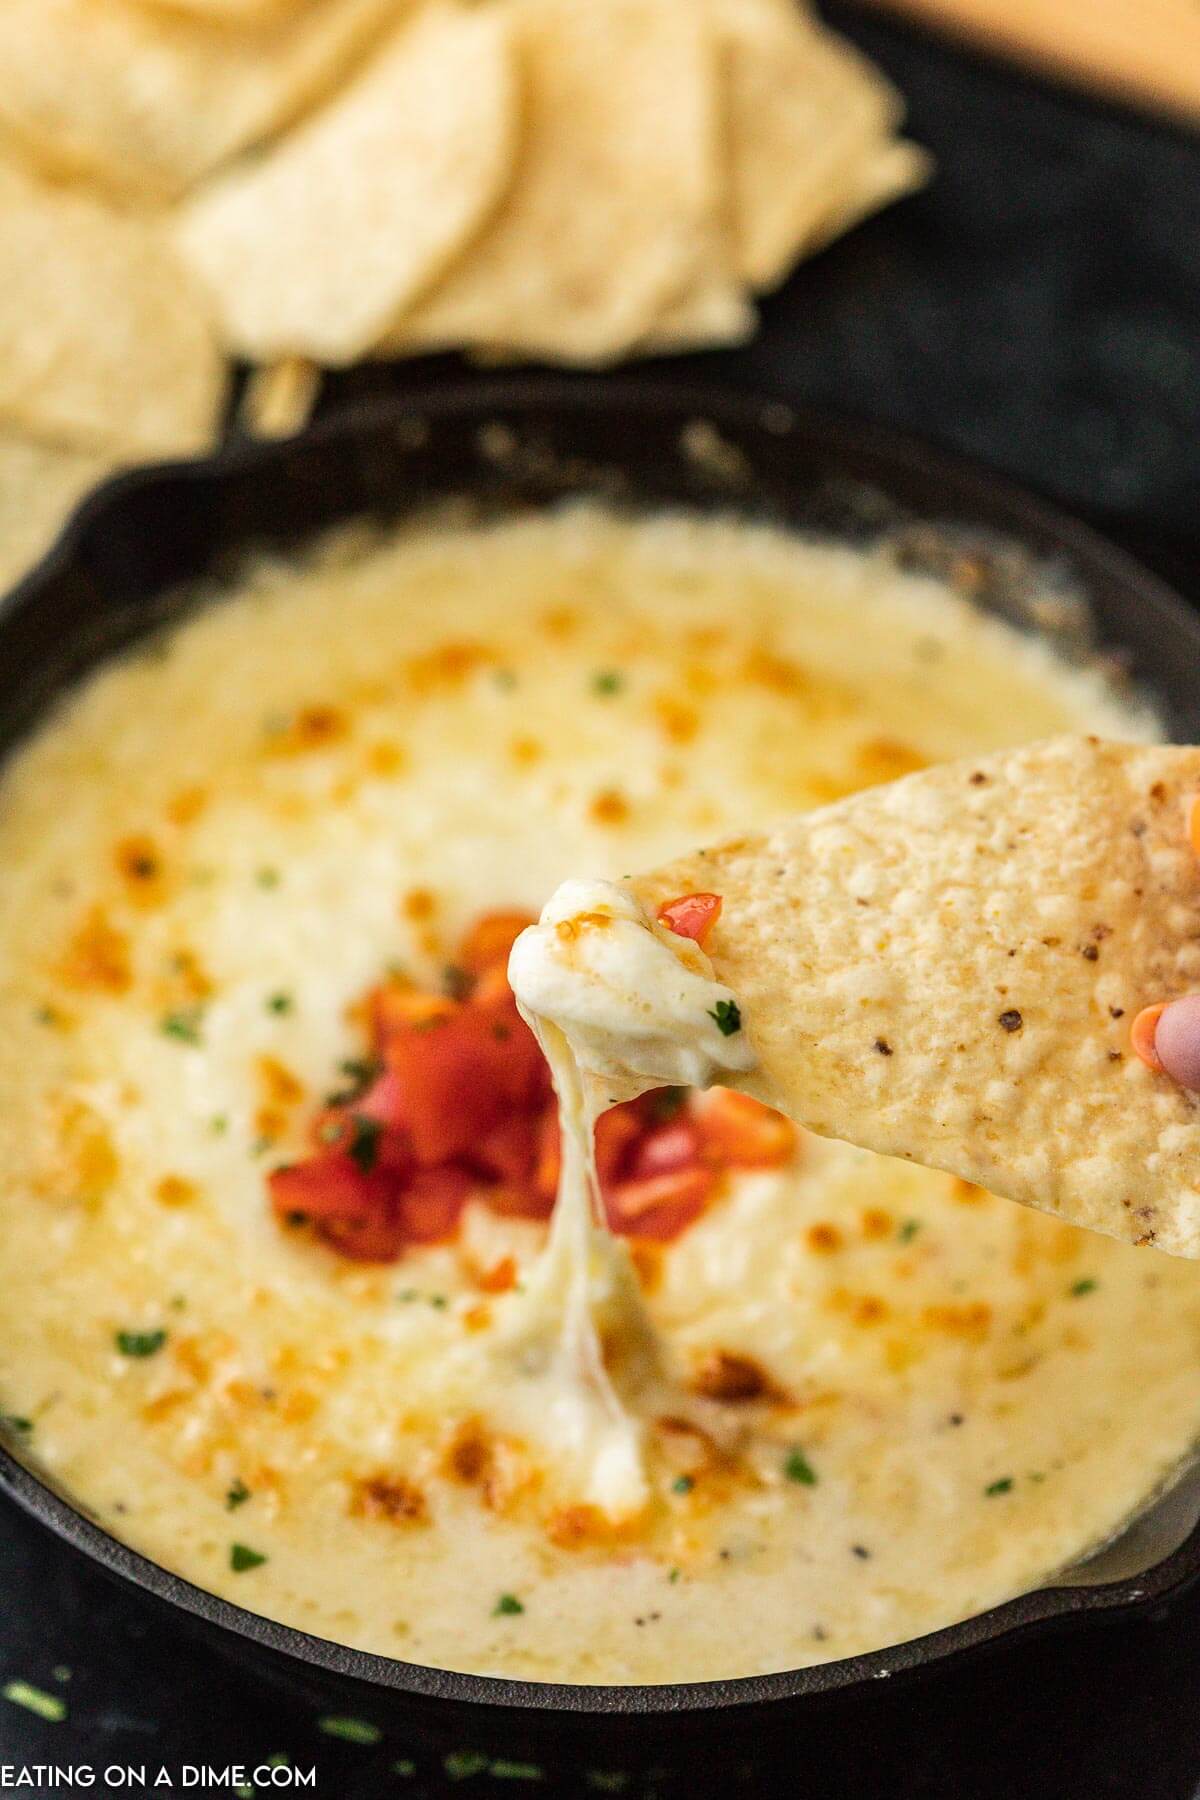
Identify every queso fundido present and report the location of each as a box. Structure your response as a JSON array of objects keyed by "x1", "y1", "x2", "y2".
[{"x1": 2, "y1": 504, "x2": 1199, "y2": 1684}]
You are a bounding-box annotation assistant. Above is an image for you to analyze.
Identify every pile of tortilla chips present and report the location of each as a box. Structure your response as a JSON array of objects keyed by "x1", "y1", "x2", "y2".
[{"x1": 0, "y1": 0, "x2": 927, "y2": 588}]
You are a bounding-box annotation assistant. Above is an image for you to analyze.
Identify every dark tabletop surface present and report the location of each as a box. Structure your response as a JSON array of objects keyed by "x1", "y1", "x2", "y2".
[{"x1": 4, "y1": 9, "x2": 1200, "y2": 1796}]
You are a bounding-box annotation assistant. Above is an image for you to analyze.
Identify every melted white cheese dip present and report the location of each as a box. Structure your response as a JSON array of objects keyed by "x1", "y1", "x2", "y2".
[
  {"x1": 1, "y1": 503, "x2": 1196, "y2": 1685},
  {"x1": 509, "y1": 879, "x2": 756, "y2": 1099}
]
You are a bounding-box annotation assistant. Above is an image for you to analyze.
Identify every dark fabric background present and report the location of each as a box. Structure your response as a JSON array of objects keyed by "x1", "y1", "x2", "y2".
[{"x1": 4, "y1": 12, "x2": 1199, "y2": 1797}]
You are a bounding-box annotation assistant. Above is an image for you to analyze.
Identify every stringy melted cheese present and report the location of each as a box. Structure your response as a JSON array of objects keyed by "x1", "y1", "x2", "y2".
[{"x1": 2, "y1": 503, "x2": 1199, "y2": 1684}]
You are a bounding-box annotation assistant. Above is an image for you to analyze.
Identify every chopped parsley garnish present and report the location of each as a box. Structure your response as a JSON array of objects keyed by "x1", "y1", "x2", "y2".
[
  {"x1": 489, "y1": 1760, "x2": 544, "y2": 1781},
  {"x1": 325, "y1": 1056, "x2": 381, "y2": 1107},
  {"x1": 493, "y1": 668, "x2": 518, "y2": 692},
  {"x1": 2, "y1": 1415, "x2": 32, "y2": 1434},
  {"x1": 984, "y1": 1477, "x2": 1014, "y2": 1496},
  {"x1": 210, "y1": 1114, "x2": 229, "y2": 1136},
  {"x1": 266, "y1": 992, "x2": 293, "y2": 1015},
  {"x1": 667, "y1": 1567, "x2": 681, "y2": 1584},
  {"x1": 897, "y1": 1219, "x2": 921, "y2": 1244},
  {"x1": 226, "y1": 1478, "x2": 252, "y2": 1511},
  {"x1": 391, "y1": 1761, "x2": 417, "y2": 1778},
  {"x1": 318, "y1": 1119, "x2": 345, "y2": 1145},
  {"x1": 317, "y1": 1715, "x2": 382, "y2": 1746},
  {"x1": 784, "y1": 1448, "x2": 817, "y2": 1487},
  {"x1": 445, "y1": 1753, "x2": 491, "y2": 1781},
  {"x1": 229, "y1": 1542, "x2": 267, "y2": 1572},
  {"x1": 256, "y1": 867, "x2": 281, "y2": 889},
  {"x1": 442, "y1": 964, "x2": 473, "y2": 1001},
  {"x1": 493, "y1": 1593, "x2": 524, "y2": 1616},
  {"x1": 115, "y1": 1329, "x2": 166, "y2": 1358},
  {"x1": 708, "y1": 999, "x2": 742, "y2": 1037},
  {"x1": 429, "y1": 1294, "x2": 448, "y2": 1310},
  {"x1": 1070, "y1": 1277, "x2": 1098, "y2": 1297},
  {"x1": 161, "y1": 1008, "x2": 204, "y2": 1045},
  {"x1": 348, "y1": 1114, "x2": 383, "y2": 1173},
  {"x1": 585, "y1": 1774, "x2": 628, "y2": 1794},
  {"x1": 671, "y1": 1474, "x2": 695, "y2": 1495},
  {"x1": 591, "y1": 670, "x2": 623, "y2": 696},
  {"x1": 2, "y1": 1680, "x2": 67, "y2": 1723}
]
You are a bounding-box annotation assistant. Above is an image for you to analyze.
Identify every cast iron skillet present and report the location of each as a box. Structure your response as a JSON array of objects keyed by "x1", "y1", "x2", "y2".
[{"x1": 3, "y1": 377, "x2": 1200, "y2": 1755}]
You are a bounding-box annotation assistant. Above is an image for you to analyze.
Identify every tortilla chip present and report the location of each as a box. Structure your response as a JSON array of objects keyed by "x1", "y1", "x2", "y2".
[
  {"x1": 633, "y1": 738, "x2": 1200, "y2": 1256},
  {"x1": 388, "y1": 0, "x2": 724, "y2": 363},
  {"x1": 708, "y1": 0, "x2": 924, "y2": 288},
  {"x1": 0, "y1": 158, "x2": 226, "y2": 458},
  {"x1": 177, "y1": 4, "x2": 519, "y2": 364},
  {"x1": 0, "y1": 433, "x2": 118, "y2": 595},
  {"x1": 0, "y1": 0, "x2": 400, "y2": 202}
]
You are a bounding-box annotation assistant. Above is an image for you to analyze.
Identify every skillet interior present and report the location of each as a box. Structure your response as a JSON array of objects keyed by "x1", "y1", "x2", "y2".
[{"x1": 3, "y1": 377, "x2": 1200, "y2": 1741}]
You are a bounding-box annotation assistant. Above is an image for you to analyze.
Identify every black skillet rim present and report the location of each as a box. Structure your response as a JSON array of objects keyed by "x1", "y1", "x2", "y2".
[{"x1": 3, "y1": 374, "x2": 1200, "y2": 1717}]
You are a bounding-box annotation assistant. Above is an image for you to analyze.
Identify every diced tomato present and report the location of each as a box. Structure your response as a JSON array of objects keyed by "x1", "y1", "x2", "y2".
[
  {"x1": 593, "y1": 1101, "x2": 646, "y2": 1187},
  {"x1": 458, "y1": 910, "x2": 535, "y2": 976},
  {"x1": 380, "y1": 1009, "x2": 513, "y2": 1162},
  {"x1": 696, "y1": 1088, "x2": 796, "y2": 1168},
  {"x1": 467, "y1": 986, "x2": 550, "y2": 1109},
  {"x1": 371, "y1": 982, "x2": 456, "y2": 1044},
  {"x1": 399, "y1": 1165, "x2": 473, "y2": 1243},
  {"x1": 268, "y1": 1154, "x2": 407, "y2": 1262},
  {"x1": 604, "y1": 1165, "x2": 716, "y2": 1241},
  {"x1": 311, "y1": 1075, "x2": 414, "y2": 1174},
  {"x1": 471, "y1": 1112, "x2": 540, "y2": 1187},
  {"x1": 657, "y1": 892, "x2": 723, "y2": 947},
  {"x1": 625, "y1": 1116, "x2": 704, "y2": 1181},
  {"x1": 317, "y1": 1210, "x2": 411, "y2": 1262}
]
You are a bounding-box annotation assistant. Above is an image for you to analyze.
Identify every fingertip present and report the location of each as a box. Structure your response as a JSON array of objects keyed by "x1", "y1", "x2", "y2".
[{"x1": 1150, "y1": 995, "x2": 1200, "y2": 1091}]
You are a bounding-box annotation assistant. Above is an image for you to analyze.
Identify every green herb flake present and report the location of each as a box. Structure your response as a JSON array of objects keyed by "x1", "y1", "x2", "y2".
[
  {"x1": 708, "y1": 999, "x2": 742, "y2": 1037},
  {"x1": 391, "y1": 1760, "x2": 416, "y2": 1778},
  {"x1": 897, "y1": 1219, "x2": 921, "y2": 1244},
  {"x1": 493, "y1": 1593, "x2": 524, "y2": 1616},
  {"x1": 266, "y1": 1756, "x2": 290, "y2": 1770},
  {"x1": 256, "y1": 868, "x2": 281, "y2": 889},
  {"x1": 51, "y1": 1666, "x2": 71, "y2": 1684},
  {"x1": 667, "y1": 1567, "x2": 680, "y2": 1584},
  {"x1": 671, "y1": 1474, "x2": 694, "y2": 1496},
  {"x1": 3, "y1": 1680, "x2": 67, "y2": 1723},
  {"x1": 2, "y1": 1415, "x2": 32, "y2": 1435},
  {"x1": 591, "y1": 670, "x2": 623, "y2": 697},
  {"x1": 429, "y1": 1294, "x2": 448, "y2": 1310},
  {"x1": 266, "y1": 992, "x2": 293, "y2": 1015},
  {"x1": 985, "y1": 1477, "x2": 1014, "y2": 1497},
  {"x1": 442, "y1": 964, "x2": 472, "y2": 1001},
  {"x1": 1070, "y1": 1277, "x2": 1098, "y2": 1297},
  {"x1": 235, "y1": 1784, "x2": 255, "y2": 1798},
  {"x1": 326, "y1": 1057, "x2": 381, "y2": 1107},
  {"x1": 317, "y1": 1715, "x2": 382, "y2": 1746},
  {"x1": 445, "y1": 1752, "x2": 490, "y2": 1782},
  {"x1": 493, "y1": 668, "x2": 518, "y2": 692},
  {"x1": 585, "y1": 1774, "x2": 628, "y2": 1794},
  {"x1": 348, "y1": 1115, "x2": 383, "y2": 1172},
  {"x1": 229, "y1": 1542, "x2": 267, "y2": 1572},
  {"x1": 210, "y1": 1114, "x2": 229, "y2": 1136},
  {"x1": 115, "y1": 1329, "x2": 166, "y2": 1359},
  {"x1": 226, "y1": 1478, "x2": 252, "y2": 1511},
  {"x1": 161, "y1": 1009, "x2": 204, "y2": 1045},
  {"x1": 490, "y1": 1761, "x2": 543, "y2": 1781},
  {"x1": 784, "y1": 1448, "x2": 817, "y2": 1487}
]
